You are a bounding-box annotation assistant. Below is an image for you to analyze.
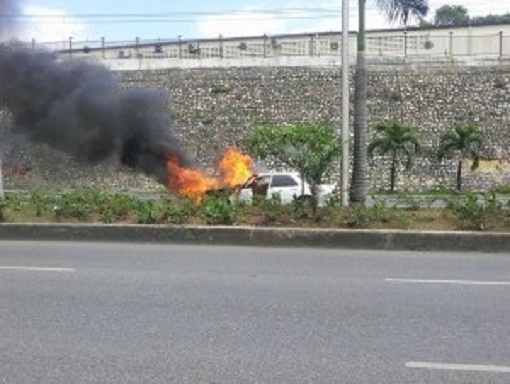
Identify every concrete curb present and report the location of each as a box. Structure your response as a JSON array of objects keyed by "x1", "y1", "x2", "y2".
[{"x1": 0, "y1": 223, "x2": 509, "y2": 253}]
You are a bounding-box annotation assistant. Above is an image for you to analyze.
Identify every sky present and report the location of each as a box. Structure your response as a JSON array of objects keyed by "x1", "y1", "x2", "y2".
[{"x1": 13, "y1": 0, "x2": 510, "y2": 45}]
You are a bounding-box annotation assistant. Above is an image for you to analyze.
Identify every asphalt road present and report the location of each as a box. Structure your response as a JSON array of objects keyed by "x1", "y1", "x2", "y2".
[{"x1": 1, "y1": 241, "x2": 510, "y2": 383}]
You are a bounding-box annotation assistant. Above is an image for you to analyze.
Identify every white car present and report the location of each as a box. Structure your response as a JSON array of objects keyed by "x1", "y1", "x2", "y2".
[{"x1": 237, "y1": 172, "x2": 338, "y2": 205}]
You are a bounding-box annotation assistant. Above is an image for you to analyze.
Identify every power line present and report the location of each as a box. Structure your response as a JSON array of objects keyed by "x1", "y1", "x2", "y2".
[
  {"x1": 4, "y1": 5, "x2": 508, "y2": 28},
  {"x1": 1, "y1": 7, "x2": 342, "y2": 18}
]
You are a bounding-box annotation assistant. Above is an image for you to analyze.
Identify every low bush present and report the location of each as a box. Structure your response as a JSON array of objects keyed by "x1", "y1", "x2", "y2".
[
  {"x1": 0, "y1": 198, "x2": 6, "y2": 222},
  {"x1": 161, "y1": 197, "x2": 196, "y2": 224},
  {"x1": 254, "y1": 194, "x2": 284, "y2": 224},
  {"x1": 135, "y1": 200, "x2": 157, "y2": 225},
  {"x1": 345, "y1": 199, "x2": 401, "y2": 228},
  {"x1": 100, "y1": 193, "x2": 137, "y2": 223},
  {"x1": 52, "y1": 190, "x2": 97, "y2": 220},
  {"x1": 0, "y1": 188, "x2": 508, "y2": 232},
  {"x1": 30, "y1": 190, "x2": 49, "y2": 217},
  {"x1": 200, "y1": 196, "x2": 236, "y2": 225},
  {"x1": 448, "y1": 192, "x2": 502, "y2": 230}
]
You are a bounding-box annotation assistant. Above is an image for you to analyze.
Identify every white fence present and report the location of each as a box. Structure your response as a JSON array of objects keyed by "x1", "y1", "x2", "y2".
[{"x1": 31, "y1": 29, "x2": 510, "y2": 63}]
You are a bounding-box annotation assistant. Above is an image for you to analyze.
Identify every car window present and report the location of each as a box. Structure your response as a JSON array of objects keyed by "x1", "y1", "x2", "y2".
[
  {"x1": 271, "y1": 175, "x2": 298, "y2": 187},
  {"x1": 256, "y1": 176, "x2": 271, "y2": 185}
]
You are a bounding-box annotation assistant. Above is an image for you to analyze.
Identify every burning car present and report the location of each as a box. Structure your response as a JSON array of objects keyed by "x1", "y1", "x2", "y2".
[
  {"x1": 236, "y1": 172, "x2": 338, "y2": 206},
  {"x1": 164, "y1": 147, "x2": 338, "y2": 206}
]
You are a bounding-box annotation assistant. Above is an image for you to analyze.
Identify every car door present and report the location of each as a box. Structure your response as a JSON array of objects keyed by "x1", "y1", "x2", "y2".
[
  {"x1": 238, "y1": 175, "x2": 271, "y2": 203},
  {"x1": 268, "y1": 174, "x2": 300, "y2": 203}
]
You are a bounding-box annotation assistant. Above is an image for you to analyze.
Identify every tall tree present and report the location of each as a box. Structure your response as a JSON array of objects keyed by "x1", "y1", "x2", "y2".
[
  {"x1": 350, "y1": 0, "x2": 429, "y2": 204},
  {"x1": 368, "y1": 121, "x2": 420, "y2": 192},
  {"x1": 434, "y1": 5, "x2": 470, "y2": 26},
  {"x1": 438, "y1": 124, "x2": 483, "y2": 192},
  {"x1": 245, "y1": 122, "x2": 341, "y2": 215},
  {"x1": 471, "y1": 13, "x2": 510, "y2": 26}
]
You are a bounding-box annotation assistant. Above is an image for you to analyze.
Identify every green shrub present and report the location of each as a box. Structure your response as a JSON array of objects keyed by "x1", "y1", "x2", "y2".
[
  {"x1": 324, "y1": 194, "x2": 342, "y2": 208},
  {"x1": 135, "y1": 200, "x2": 157, "y2": 225},
  {"x1": 449, "y1": 192, "x2": 502, "y2": 230},
  {"x1": 30, "y1": 190, "x2": 51, "y2": 217},
  {"x1": 100, "y1": 193, "x2": 136, "y2": 223},
  {"x1": 161, "y1": 198, "x2": 196, "y2": 225},
  {"x1": 254, "y1": 194, "x2": 283, "y2": 224},
  {"x1": 492, "y1": 185, "x2": 510, "y2": 195},
  {"x1": 200, "y1": 196, "x2": 235, "y2": 225},
  {"x1": 290, "y1": 196, "x2": 311, "y2": 219},
  {"x1": 0, "y1": 198, "x2": 7, "y2": 222},
  {"x1": 346, "y1": 200, "x2": 399, "y2": 228},
  {"x1": 5, "y1": 193, "x2": 24, "y2": 213},
  {"x1": 52, "y1": 190, "x2": 96, "y2": 220}
]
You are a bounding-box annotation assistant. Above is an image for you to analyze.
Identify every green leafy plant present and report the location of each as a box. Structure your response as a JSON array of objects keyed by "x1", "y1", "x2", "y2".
[
  {"x1": 161, "y1": 198, "x2": 196, "y2": 224},
  {"x1": 245, "y1": 122, "x2": 341, "y2": 216},
  {"x1": 200, "y1": 196, "x2": 236, "y2": 225},
  {"x1": 30, "y1": 190, "x2": 49, "y2": 217},
  {"x1": 135, "y1": 200, "x2": 157, "y2": 225},
  {"x1": 368, "y1": 120, "x2": 421, "y2": 192},
  {"x1": 492, "y1": 185, "x2": 510, "y2": 195},
  {"x1": 448, "y1": 192, "x2": 502, "y2": 230},
  {"x1": 254, "y1": 193, "x2": 283, "y2": 224},
  {"x1": 345, "y1": 199, "x2": 399, "y2": 228},
  {"x1": 0, "y1": 198, "x2": 7, "y2": 222},
  {"x1": 52, "y1": 190, "x2": 96, "y2": 220},
  {"x1": 100, "y1": 193, "x2": 136, "y2": 223},
  {"x1": 291, "y1": 195, "x2": 312, "y2": 219},
  {"x1": 438, "y1": 124, "x2": 483, "y2": 191}
]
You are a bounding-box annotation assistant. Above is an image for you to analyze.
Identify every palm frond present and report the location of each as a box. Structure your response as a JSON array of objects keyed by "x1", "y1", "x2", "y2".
[
  {"x1": 440, "y1": 123, "x2": 484, "y2": 164},
  {"x1": 368, "y1": 138, "x2": 391, "y2": 156},
  {"x1": 376, "y1": 0, "x2": 429, "y2": 25},
  {"x1": 438, "y1": 131, "x2": 460, "y2": 160}
]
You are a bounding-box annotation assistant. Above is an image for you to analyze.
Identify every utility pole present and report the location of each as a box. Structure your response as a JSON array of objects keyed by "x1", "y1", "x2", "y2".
[
  {"x1": 341, "y1": 0, "x2": 350, "y2": 206},
  {"x1": 0, "y1": 157, "x2": 4, "y2": 199}
]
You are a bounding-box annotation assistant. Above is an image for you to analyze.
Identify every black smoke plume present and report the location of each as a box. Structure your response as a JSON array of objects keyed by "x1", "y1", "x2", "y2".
[{"x1": 0, "y1": 43, "x2": 191, "y2": 184}]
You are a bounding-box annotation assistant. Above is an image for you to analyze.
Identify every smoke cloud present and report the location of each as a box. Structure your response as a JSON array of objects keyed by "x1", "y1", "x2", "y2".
[
  {"x1": 0, "y1": 43, "x2": 192, "y2": 184},
  {"x1": 0, "y1": 0, "x2": 21, "y2": 39},
  {"x1": 0, "y1": 0, "x2": 191, "y2": 185}
]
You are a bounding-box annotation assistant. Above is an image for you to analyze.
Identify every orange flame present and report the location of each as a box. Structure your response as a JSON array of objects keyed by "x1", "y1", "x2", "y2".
[
  {"x1": 166, "y1": 148, "x2": 253, "y2": 200},
  {"x1": 167, "y1": 157, "x2": 218, "y2": 200},
  {"x1": 218, "y1": 147, "x2": 254, "y2": 188}
]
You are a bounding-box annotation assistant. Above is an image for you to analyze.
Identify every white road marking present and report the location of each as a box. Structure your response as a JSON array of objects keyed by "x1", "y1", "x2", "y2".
[
  {"x1": 0, "y1": 266, "x2": 76, "y2": 272},
  {"x1": 385, "y1": 278, "x2": 510, "y2": 286},
  {"x1": 406, "y1": 362, "x2": 510, "y2": 373}
]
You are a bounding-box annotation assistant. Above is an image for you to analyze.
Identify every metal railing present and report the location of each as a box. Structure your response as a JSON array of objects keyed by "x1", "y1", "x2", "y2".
[{"x1": 26, "y1": 30, "x2": 510, "y2": 64}]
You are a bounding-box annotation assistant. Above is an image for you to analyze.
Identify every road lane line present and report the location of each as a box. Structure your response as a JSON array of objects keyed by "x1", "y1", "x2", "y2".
[
  {"x1": 385, "y1": 278, "x2": 510, "y2": 286},
  {"x1": 0, "y1": 266, "x2": 76, "y2": 272},
  {"x1": 406, "y1": 362, "x2": 510, "y2": 373}
]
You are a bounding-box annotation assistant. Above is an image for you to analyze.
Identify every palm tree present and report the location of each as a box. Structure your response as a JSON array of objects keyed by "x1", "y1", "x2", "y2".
[
  {"x1": 368, "y1": 121, "x2": 420, "y2": 192},
  {"x1": 349, "y1": 0, "x2": 429, "y2": 204},
  {"x1": 438, "y1": 124, "x2": 483, "y2": 192}
]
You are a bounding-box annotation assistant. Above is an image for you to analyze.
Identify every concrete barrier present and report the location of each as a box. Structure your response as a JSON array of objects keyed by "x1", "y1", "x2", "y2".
[{"x1": 0, "y1": 223, "x2": 509, "y2": 253}]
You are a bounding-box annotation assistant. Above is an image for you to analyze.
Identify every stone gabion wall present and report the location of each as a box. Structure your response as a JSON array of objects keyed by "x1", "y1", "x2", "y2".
[{"x1": 1, "y1": 65, "x2": 509, "y2": 192}]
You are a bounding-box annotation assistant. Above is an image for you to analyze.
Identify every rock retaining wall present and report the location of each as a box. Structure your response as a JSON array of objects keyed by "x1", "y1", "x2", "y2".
[{"x1": 1, "y1": 65, "x2": 509, "y2": 192}]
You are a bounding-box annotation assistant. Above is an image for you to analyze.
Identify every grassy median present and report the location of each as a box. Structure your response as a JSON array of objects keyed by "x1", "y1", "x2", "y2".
[{"x1": 0, "y1": 189, "x2": 509, "y2": 232}]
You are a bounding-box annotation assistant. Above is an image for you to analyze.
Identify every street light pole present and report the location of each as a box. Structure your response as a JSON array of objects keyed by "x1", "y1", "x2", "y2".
[{"x1": 341, "y1": 0, "x2": 350, "y2": 206}]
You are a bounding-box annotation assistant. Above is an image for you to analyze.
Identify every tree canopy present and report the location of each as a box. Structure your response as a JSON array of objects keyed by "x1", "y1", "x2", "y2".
[
  {"x1": 434, "y1": 5, "x2": 469, "y2": 26},
  {"x1": 244, "y1": 122, "x2": 341, "y2": 212},
  {"x1": 420, "y1": 5, "x2": 510, "y2": 27},
  {"x1": 438, "y1": 124, "x2": 483, "y2": 191},
  {"x1": 368, "y1": 121, "x2": 420, "y2": 191}
]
